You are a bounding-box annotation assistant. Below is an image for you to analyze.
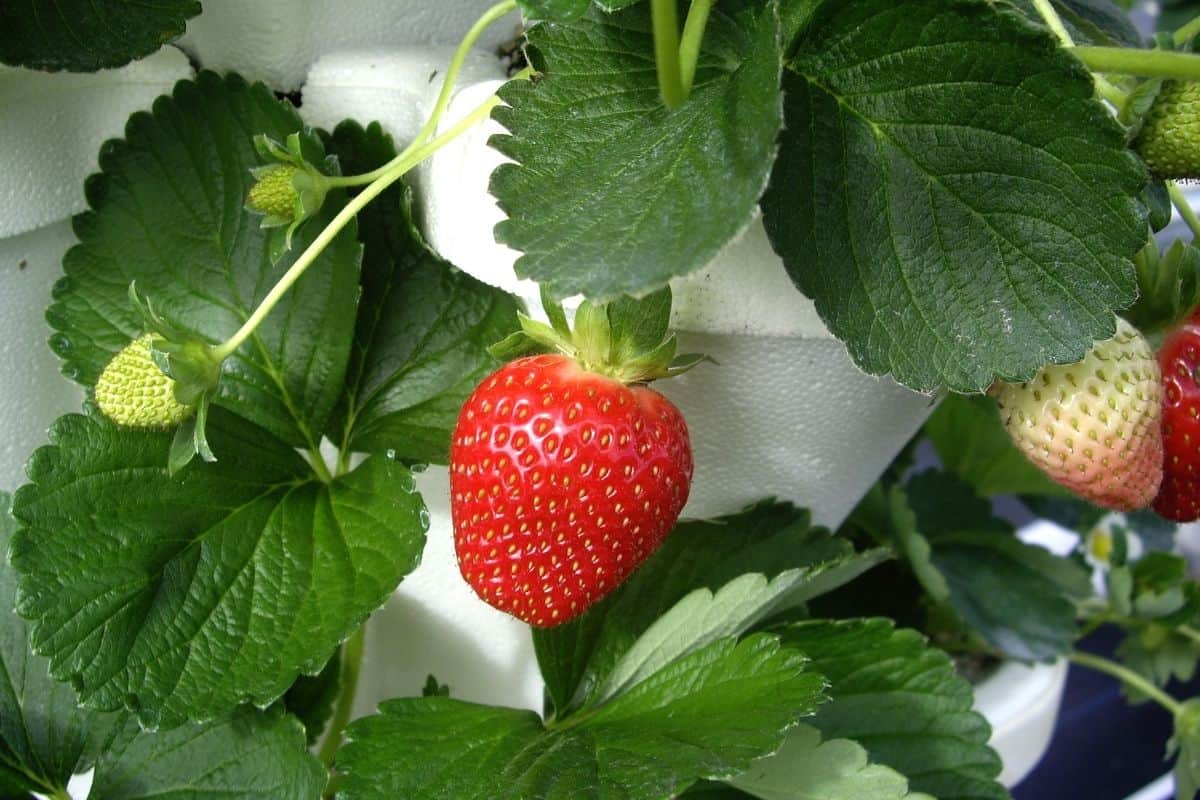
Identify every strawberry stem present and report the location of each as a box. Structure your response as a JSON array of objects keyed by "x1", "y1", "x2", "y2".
[
  {"x1": 212, "y1": 91, "x2": 508, "y2": 363},
  {"x1": 1169, "y1": 181, "x2": 1200, "y2": 243},
  {"x1": 1072, "y1": 46, "x2": 1200, "y2": 82},
  {"x1": 679, "y1": 0, "x2": 715, "y2": 96},
  {"x1": 318, "y1": 623, "x2": 368, "y2": 769},
  {"x1": 1030, "y1": 0, "x2": 1127, "y2": 107},
  {"x1": 1175, "y1": 14, "x2": 1200, "y2": 47},
  {"x1": 651, "y1": 0, "x2": 685, "y2": 109},
  {"x1": 1069, "y1": 650, "x2": 1183, "y2": 715}
]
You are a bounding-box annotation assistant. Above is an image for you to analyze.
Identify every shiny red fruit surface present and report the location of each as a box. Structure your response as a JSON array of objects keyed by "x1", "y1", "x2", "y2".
[
  {"x1": 1155, "y1": 310, "x2": 1200, "y2": 521},
  {"x1": 449, "y1": 354, "x2": 692, "y2": 627}
]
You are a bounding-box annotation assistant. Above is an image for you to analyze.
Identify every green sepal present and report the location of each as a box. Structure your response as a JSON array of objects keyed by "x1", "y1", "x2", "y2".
[
  {"x1": 249, "y1": 132, "x2": 334, "y2": 261},
  {"x1": 128, "y1": 282, "x2": 223, "y2": 471},
  {"x1": 486, "y1": 286, "x2": 711, "y2": 385},
  {"x1": 1125, "y1": 237, "x2": 1200, "y2": 334},
  {"x1": 1122, "y1": 77, "x2": 1166, "y2": 141},
  {"x1": 1145, "y1": 180, "x2": 1174, "y2": 233}
]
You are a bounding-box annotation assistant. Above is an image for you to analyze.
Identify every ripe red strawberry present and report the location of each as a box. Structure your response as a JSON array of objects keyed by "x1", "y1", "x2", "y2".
[
  {"x1": 1154, "y1": 309, "x2": 1200, "y2": 521},
  {"x1": 450, "y1": 353, "x2": 693, "y2": 627},
  {"x1": 994, "y1": 317, "x2": 1163, "y2": 511}
]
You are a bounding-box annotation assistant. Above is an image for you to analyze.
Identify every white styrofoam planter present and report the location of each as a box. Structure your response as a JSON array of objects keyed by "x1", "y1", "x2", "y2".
[{"x1": 974, "y1": 659, "x2": 1069, "y2": 787}]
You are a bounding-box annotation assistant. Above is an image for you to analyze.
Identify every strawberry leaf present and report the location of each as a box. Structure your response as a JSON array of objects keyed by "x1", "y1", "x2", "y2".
[
  {"x1": 1011, "y1": 0, "x2": 1145, "y2": 47},
  {"x1": 924, "y1": 394, "x2": 1075, "y2": 499},
  {"x1": 491, "y1": 0, "x2": 783, "y2": 301},
  {"x1": 48, "y1": 71, "x2": 362, "y2": 451},
  {"x1": 2, "y1": 492, "x2": 325, "y2": 798},
  {"x1": 89, "y1": 708, "x2": 324, "y2": 799},
  {"x1": 335, "y1": 635, "x2": 822, "y2": 800},
  {"x1": 0, "y1": 492, "x2": 119, "y2": 798},
  {"x1": 726, "y1": 725, "x2": 935, "y2": 800},
  {"x1": 534, "y1": 502, "x2": 887, "y2": 717},
  {"x1": 0, "y1": 0, "x2": 199, "y2": 71},
  {"x1": 10, "y1": 409, "x2": 427, "y2": 728},
  {"x1": 325, "y1": 122, "x2": 520, "y2": 464},
  {"x1": 762, "y1": 0, "x2": 1147, "y2": 393},
  {"x1": 903, "y1": 471, "x2": 1090, "y2": 662},
  {"x1": 779, "y1": 619, "x2": 1008, "y2": 800},
  {"x1": 517, "y1": 0, "x2": 591, "y2": 21}
]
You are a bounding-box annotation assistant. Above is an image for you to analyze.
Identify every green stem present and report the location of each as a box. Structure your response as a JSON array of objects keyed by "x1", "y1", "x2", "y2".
[
  {"x1": 651, "y1": 0, "x2": 685, "y2": 109},
  {"x1": 1175, "y1": 15, "x2": 1200, "y2": 47},
  {"x1": 318, "y1": 623, "x2": 367, "y2": 768},
  {"x1": 1072, "y1": 46, "x2": 1200, "y2": 81},
  {"x1": 311, "y1": 0, "x2": 516, "y2": 189},
  {"x1": 1070, "y1": 650, "x2": 1183, "y2": 715},
  {"x1": 1170, "y1": 181, "x2": 1200, "y2": 243},
  {"x1": 213, "y1": 92, "x2": 502, "y2": 362},
  {"x1": 678, "y1": 0, "x2": 715, "y2": 96},
  {"x1": 1028, "y1": 1, "x2": 1127, "y2": 106},
  {"x1": 307, "y1": 446, "x2": 334, "y2": 483},
  {"x1": 1177, "y1": 624, "x2": 1200, "y2": 647},
  {"x1": 1032, "y1": 0, "x2": 1075, "y2": 46}
]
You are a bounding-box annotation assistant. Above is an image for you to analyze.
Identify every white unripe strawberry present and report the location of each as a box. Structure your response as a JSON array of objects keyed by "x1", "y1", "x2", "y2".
[{"x1": 993, "y1": 318, "x2": 1163, "y2": 511}]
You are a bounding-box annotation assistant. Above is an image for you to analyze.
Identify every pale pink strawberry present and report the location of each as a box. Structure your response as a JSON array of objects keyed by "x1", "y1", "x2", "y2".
[{"x1": 993, "y1": 317, "x2": 1163, "y2": 511}]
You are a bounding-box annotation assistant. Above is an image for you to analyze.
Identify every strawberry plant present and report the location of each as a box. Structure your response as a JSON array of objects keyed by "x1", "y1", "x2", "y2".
[{"x1": 7, "y1": 0, "x2": 1200, "y2": 798}]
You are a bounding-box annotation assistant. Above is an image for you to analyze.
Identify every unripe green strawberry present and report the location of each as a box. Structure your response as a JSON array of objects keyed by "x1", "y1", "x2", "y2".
[
  {"x1": 1134, "y1": 80, "x2": 1200, "y2": 179},
  {"x1": 994, "y1": 318, "x2": 1163, "y2": 511},
  {"x1": 246, "y1": 164, "x2": 301, "y2": 220},
  {"x1": 95, "y1": 334, "x2": 192, "y2": 429}
]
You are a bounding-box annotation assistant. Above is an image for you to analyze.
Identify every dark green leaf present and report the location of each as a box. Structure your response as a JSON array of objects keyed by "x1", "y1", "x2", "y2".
[
  {"x1": 11, "y1": 410, "x2": 427, "y2": 728},
  {"x1": 0, "y1": 0, "x2": 199, "y2": 71},
  {"x1": 780, "y1": 619, "x2": 1008, "y2": 800},
  {"x1": 534, "y1": 501, "x2": 885, "y2": 716},
  {"x1": 326, "y1": 121, "x2": 519, "y2": 463},
  {"x1": 925, "y1": 394, "x2": 1074, "y2": 498},
  {"x1": 517, "y1": 0, "x2": 591, "y2": 21},
  {"x1": 336, "y1": 635, "x2": 822, "y2": 800},
  {"x1": 90, "y1": 707, "x2": 325, "y2": 799},
  {"x1": 284, "y1": 649, "x2": 342, "y2": 746},
  {"x1": 48, "y1": 71, "x2": 362, "y2": 450},
  {"x1": 906, "y1": 471, "x2": 1089, "y2": 661},
  {"x1": 1012, "y1": 0, "x2": 1144, "y2": 46},
  {"x1": 763, "y1": 0, "x2": 1147, "y2": 392},
  {"x1": 0, "y1": 492, "x2": 119, "y2": 798},
  {"x1": 1160, "y1": 0, "x2": 1200, "y2": 34},
  {"x1": 492, "y1": 0, "x2": 783, "y2": 300}
]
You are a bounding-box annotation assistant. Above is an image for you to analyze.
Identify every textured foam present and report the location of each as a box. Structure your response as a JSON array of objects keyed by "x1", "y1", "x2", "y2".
[
  {"x1": 0, "y1": 48, "x2": 192, "y2": 239},
  {"x1": 179, "y1": 0, "x2": 522, "y2": 93},
  {"x1": 0, "y1": 221, "x2": 85, "y2": 491}
]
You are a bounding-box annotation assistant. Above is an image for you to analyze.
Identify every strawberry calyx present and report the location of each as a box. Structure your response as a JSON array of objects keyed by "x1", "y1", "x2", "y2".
[
  {"x1": 128, "y1": 283, "x2": 224, "y2": 473},
  {"x1": 488, "y1": 286, "x2": 709, "y2": 385},
  {"x1": 247, "y1": 132, "x2": 335, "y2": 262}
]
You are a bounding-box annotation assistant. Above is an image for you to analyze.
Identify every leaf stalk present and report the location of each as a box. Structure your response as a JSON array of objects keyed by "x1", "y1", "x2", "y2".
[{"x1": 1069, "y1": 650, "x2": 1183, "y2": 715}]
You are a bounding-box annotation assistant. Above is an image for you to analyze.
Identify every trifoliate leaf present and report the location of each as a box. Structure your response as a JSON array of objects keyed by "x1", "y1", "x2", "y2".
[
  {"x1": 1116, "y1": 623, "x2": 1200, "y2": 695},
  {"x1": 762, "y1": 0, "x2": 1147, "y2": 392},
  {"x1": 0, "y1": 492, "x2": 119, "y2": 798},
  {"x1": 904, "y1": 471, "x2": 1090, "y2": 661},
  {"x1": 0, "y1": 0, "x2": 199, "y2": 71},
  {"x1": 924, "y1": 394, "x2": 1074, "y2": 498},
  {"x1": 533, "y1": 502, "x2": 887, "y2": 717},
  {"x1": 335, "y1": 635, "x2": 822, "y2": 800},
  {"x1": 48, "y1": 71, "x2": 362, "y2": 450},
  {"x1": 10, "y1": 409, "x2": 427, "y2": 728},
  {"x1": 781, "y1": 619, "x2": 1008, "y2": 800},
  {"x1": 491, "y1": 0, "x2": 783, "y2": 300},
  {"x1": 90, "y1": 707, "x2": 325, "y2": 799},
  {"x1": 324, "y1": 122, "x2": 519, "y2": 464},
  {"x1": 727, "y1": 725, "x2": 935, "y2": 800}
]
